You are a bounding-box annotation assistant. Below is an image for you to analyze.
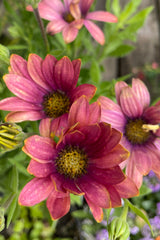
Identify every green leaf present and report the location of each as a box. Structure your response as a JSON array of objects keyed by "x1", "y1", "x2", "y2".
[
  {"x1": 119, "y1": 0, "x2": 142, "y2": 23},
  {"x1": 6, "y1": 195, "x2": 18, "y2": 228},
  {"x1": 10, "y1": 166, "x2": 19, "y2": 193},
  {"x1": 125, "y1": 199, "x2": 153, "y2": 236},
  {"x1": 70, "y1": 194, "x2": 82, "y2": 207},
  {"x1": 7, "y1": 45, "x2": 28, "y2": 50},
  {"x1": 112, "y1": 0, "x2": 121, "y2": 16},
  {"x1": 108, "y1": 44, "x2": 135, "y2": 57},
  {"x1": 127, "y1": 6, "x2": 153, "y2": 25},
  {"x1": 90, "y1": 60, "x2": 101, "y2": 83},
  {"x1": 0, "y1": 44, "x2": 10, "y2": 65},
  {"x1": 139, "y1": 184, "x2": 152, "y2": 197}
]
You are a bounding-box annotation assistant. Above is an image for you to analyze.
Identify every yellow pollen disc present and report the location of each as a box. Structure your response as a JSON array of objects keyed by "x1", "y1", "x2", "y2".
[
  {"x1": 142, "y1": 124, "x2": 160, "y2": 133},
  {"x1": 125, "y1": 119, "x2": 151, "y2": 145},
  {"x1": 56, "y1": 145, "x2": 88, "y2": 179},
  {"x1": 63, "y1": 12, "x2": 75, "y2": 23},
  {"x1": 42, "y1": 91, "x2": 70, "y2": 118}
]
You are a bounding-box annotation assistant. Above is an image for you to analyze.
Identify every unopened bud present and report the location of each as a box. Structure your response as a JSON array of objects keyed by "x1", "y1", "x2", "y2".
[
  {"x1": 108, "y1": 217, "x2": 130, "y2": 240},
  {"x1": 25, "y1": 0, "x2": 40, "y2": 9},
  {"x1": 0, "y1": 208, "x2": 5, "y2": 232},
  {"x1": 0, "y1": 122, "x2": 25, "y2": 155}
]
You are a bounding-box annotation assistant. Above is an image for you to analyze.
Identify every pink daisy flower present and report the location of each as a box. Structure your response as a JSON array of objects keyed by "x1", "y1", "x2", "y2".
[
  {"x1": 27, "y1": 0, "x2": 118, "y2": 44},
  {"x1": 0, "y1": 54, "x2": 96, "y2": 135},
  {"x1": 19, "y1": 97, "x2": 138, "y2": 222},
  {"x1": 99, "y1": 78, "x2": 160, "y2": 188}
]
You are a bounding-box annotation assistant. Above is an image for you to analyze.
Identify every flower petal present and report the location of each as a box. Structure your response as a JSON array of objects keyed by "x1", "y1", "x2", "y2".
[
  {"x1": 27, "y1": 159, "x2": 55, "y2": 177},
  {"x1": 86, "y1": 11, "x2": 118, "y2": 22},
  {"x1": 0, "y1": 97, "x2": 41, "y2": 111},
  {"x1": 132, "y1": 147, "x2": 152, "y2": 175},
  {"x1": 10, "y1": 54, "x2": 32, "y2": 80},
  {"x1": 146, "y1": 145, "x2": 160, "y2": 175},
  {"x1": 99, "y1": 96, "x2": 122, "y2": 112},
  {"x1": 120, "y1": 86, "x2": 143, "y2": 118},
  {"x1": 115, "y1": 81, "x2": 128, "y2": 105},
  {"x1": 28, "y1": 54, "x2": 52, "y2": 91},
  {"x1": 5, "y1": 111, "x2": 45, "y2": 122},
  {"x1": 39, "y1": 118, "x2": 52, "y2": 137},
  {"x1": 50, "y1": 113, "x2": 68, "y2": 137},
  {"x1": 23, "y1": 135, "x2": 56, "y2": 162},
  {"x1": 77, "y1": 176, "x2": 111, "y2": 208},
  {"x1": 63, "y1": 179, "x2": 84, "y2": 195},
  {"x1": 143, "y1": 105, "x2": 160, "y2": 124},
  {"x1": 90, "y1": 144, "x2": 129, "y2": 168},
  {"x1": 84, "y1": 20, "x2": 105, "y2": 45},
  {"x1": 72, "y1": 58, "x2": 81, "y2": 85},
  {"x1": 69, "y1": 2, "x2": 81, "y2": 19},
  {"x1": 80, "y1": 0, "x2": 94, "y2": 15},
  {"x1": 54, "y1": 56, "x2": 75, "y2": 92},
  {"x1": 3, "y1": 74, "x2": 44, "y2": 103},
  {"x1": 62, "y1": 129, "x2": 85, "y2": 146},
  {"x1": 42, "y1": 54, "x2": 57, "y2": 89},
  {"x1": 47, "y1": 189, "x2": 70, "y2": 220},
  {"x1": 70, "y1": 84, "x2": 96, "y2": 102},
  {"x1": 62, "y1": 25, "x2": 79, "y2": 43},
  {"x1": 114, "y1": 176, "x2": 139, "y2": 198},
  {"x1": 132, "y1": 78, "x2": 150, "y2": 109},
  {"x1": 46, "y1": 19, "x2": 67, "y2": 34},
  {"x1": 85, "y1": 196, "x2": 103, "y2": 222},
  {"x1": 88, "y1": 101, "x2": 101, "y2": 124},
  {"x1": 19, "y1": 177, "x2": 53, "y2": 206},
  {"x1": 106, "y1": 186, "x2": 121, "y2": 208}
]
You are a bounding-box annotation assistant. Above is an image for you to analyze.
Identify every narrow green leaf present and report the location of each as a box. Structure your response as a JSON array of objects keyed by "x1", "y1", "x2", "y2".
[
  {"x1": 108, "y1": 44, "x2": 135, "y2": 57},
  {"x1": 112, "y1": 0, "x2": 121, "y2": 16},
  {"x1": 10, "y1": 166, "x2": 19, "y2": 193},
  {"x1": 0, "y1": 44, "x2": 10, "y2": 65},
  {"x1": 90, "y1": 60, "x2": 101, "y2": 83},
  {"x1": 127, "y1": 6, "x2": 153, "y2": 25},
  {"x1": 119, "y1": 0, "x2": 142, "y2": 23},
  {"x1": 6, "y1": 195, "x2": 18, "y2": 229},
  {"x1": 125, "y1": 199, "x2": 153, "y2": 235},
  {"x1": 7, "y1": 45, "x2": 28, "y2": 50}
]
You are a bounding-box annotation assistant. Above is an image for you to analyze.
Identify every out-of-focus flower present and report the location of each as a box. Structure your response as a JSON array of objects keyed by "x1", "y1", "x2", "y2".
[
  {"x1": 19, "y1": 97, "x2": 138, "y2": 222},
  {"x1": 99, "y1": 78, "x2": 160, "y2": 188},
  {"x1": 0, "y1": 122, "x2": 25, "y2": 155},
  {"x1": 152, "y1": 62, "x2": 159, "y2": 70},
  {"x1": 96, "y1": 229, "x2": 109, "y2": 240},
  {"x1": 144, "y1": 170, "x2": 160, "y2": 193},
  {"x1": 27, "y1": 0, "x2": 118, "y2": 44},
  {"x1": 141, "y1": 216, "x2": 160, "y2": 239},
  {"x1": 156, "y1": 203, "x2": 160, "y2": 216},
  {"x1": 0, "y1": 54, "x2": 96, "y2": 136}
]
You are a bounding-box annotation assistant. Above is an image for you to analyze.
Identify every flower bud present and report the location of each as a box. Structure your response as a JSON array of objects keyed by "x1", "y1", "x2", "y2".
[
  {"x1": 0, "y1": 122, "x2": 25, "y2": 155},
  {"x1": 108, "y1": 217, "x2": 130, "y2": 240},
  {"x1": 0, "y1": 208, "x2": 5, "y2": 232},
  {"x1": 25, "y1": 0, "x2": 40, "y2": 9}
]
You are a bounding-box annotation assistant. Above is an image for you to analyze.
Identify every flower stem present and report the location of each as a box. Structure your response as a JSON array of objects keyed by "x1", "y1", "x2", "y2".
[
  {"x1": 33, "y1": 8, "x2": 50, "y2": 53},
  {"x1": 121, "y1": 199, "x2": 129, "y2": 221}
]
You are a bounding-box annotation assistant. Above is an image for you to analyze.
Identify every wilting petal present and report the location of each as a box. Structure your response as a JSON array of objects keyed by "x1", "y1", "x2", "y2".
[
  {"x1": 47, "y1": 189, "x2": 70, "y2": 220},
  {"x1": 80, "y1": 0, "x2": 94, "y2": 15},
  {"x1": 70, "y1": 84, "x2": 96, "y2": 102},
  {"x1": 132, "y1": 78, "x2": 150, "y2": 109},
  {"x1": 106, "y1": 186, "x2": 121, "y2": 208},
  {"x1": 90, "y1": 144, "x2": 129, "y2": 168},
  {"x1": 120, "y1": 87, "x2": 143, "y2": 118},
  {"x1": 126, "y1": 155, "x2": 143, "y2": 188},
  {"x1": 85, "y1": 196, "x2": 103, "y2": 222},
  {"x1": 28, "y1": 54, "x2": 52, "y2": 91},
  {"x1": 84, "y1": 20, "x2": 105, "y2": 45},
  {"x1": 77, "y1": 176, "x2": 111, "y2": 208},
  {"x1": 62, "y1": 25, "x2": 79, "y2": 43},
  {"x1": 89, "y1": 166, "x2": 126, "y2": 185},
  {"x1": 27, "y1": 159, "x2": 56, "y2": 177},
  {"x1": 0, "y1": 97, "x2": 41, "y2": 111},
  {"x1": 54, "y1": 56, "x2": 75, "y2": 92},
  {"x1": 86, "y1": 11, "x2": 117, "y2": 22},
  {"x1": 10, "y1": 54, "x2": 32, "y2": 80},
  {"x1": 68, "y1": 96, "x2": 90, "y2": 127},
  {"x1": 19, "y1": 177, "x2": 53, "y2": 206},
  {"x1": 5, "y1": 111, "x2": 45, "y2": 122},
  {"x1": 115, "y1": 176, "x2": 139, "y2": 198},
  {"x1": 24, "y1": 135, "x2": 56, "y2": 161},
  {"x1": 115, "y1": 81, "x2": 128, "y2": 105},
  {"x1": 46, "y1": 19, "x2": 67, "y2": 34},
  {"x1": 42, "y1": 54, "x2": 57, "y2": 89},
  {"x1": 39, "y1": 118, "x2": 52, "y2": 137},
  {"x1": 132, "y1": 147, "x2": 151, "y2": 175},
  {"x1": 3, "y1": 74, "x2": 44, "y2": 103}
]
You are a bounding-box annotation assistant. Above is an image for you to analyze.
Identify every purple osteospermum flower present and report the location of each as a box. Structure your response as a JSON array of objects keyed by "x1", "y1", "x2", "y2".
[
  {"x1": 27, "y1": 0, "x2": 118, "y2": 44},
  {"x1": 99, "y1": 78, "x2": 160, "y2": 188},
  {"x1": 0, "y1": 54, "x2": 96, "y2": 136},
  {"x1": 18, "y1": 97, "x2": 138, "y2": 222}
]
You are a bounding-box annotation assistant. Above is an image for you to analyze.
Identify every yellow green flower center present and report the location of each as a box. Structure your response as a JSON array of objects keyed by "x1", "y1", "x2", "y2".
[
  {"x1": 42, "y1": 91, "x2": 70, "y2": 118},
  {"x1": 56, "y1": 145, "x2": 88, "y2": 179},
  {"x1": 124, "y1": 119, "x2": 151, "y2": 145},
  {"x1": 63, "y1": 12, "x2": 75, "y2": 23}
]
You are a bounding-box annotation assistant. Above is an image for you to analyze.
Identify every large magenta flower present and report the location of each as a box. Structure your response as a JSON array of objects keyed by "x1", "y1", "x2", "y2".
[
  {"x1": 19, "y1": 97, "x2": 138, "y2": 222},
  {"x1": 99, "y1": 78, "x2": 160, "y2": 188},
  {"x1": 0, "y1": 54, "x2": 96, "y2": 135},
  {"x1": 27, "y1": 0, "x2": 117, "y2": 44}
]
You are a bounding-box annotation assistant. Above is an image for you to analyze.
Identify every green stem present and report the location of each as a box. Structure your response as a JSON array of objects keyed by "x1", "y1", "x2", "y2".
[
  {"x1": 121, "y1": 199, "x2": 129, "y2": 221},
  {"x1": 33, "y1": 8, "x2": 50, "y2": 53}
]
